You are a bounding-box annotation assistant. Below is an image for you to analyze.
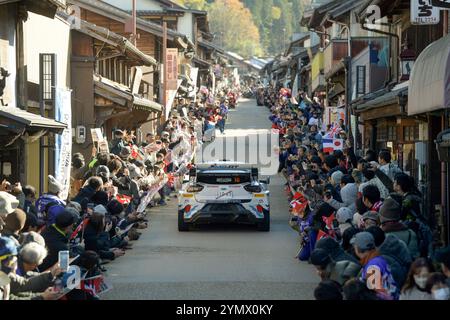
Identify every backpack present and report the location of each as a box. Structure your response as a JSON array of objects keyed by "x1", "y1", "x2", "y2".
[{"x1": 405, "y1": 218, "x2": 434, "y2": 259}]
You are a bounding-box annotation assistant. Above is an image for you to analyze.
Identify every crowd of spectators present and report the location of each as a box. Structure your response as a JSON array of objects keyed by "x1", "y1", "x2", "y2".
[
  {"x1": 264, "y1": 86, "x2": 450, "y2": 300},
  {"x1": 0, "y1": 87, "x2": 232, "y2": 300}
]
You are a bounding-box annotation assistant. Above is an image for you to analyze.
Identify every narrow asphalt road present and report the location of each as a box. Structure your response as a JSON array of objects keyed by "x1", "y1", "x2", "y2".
[{"x1": 103, "y1": 99, "x2": 318, "y2": 300}]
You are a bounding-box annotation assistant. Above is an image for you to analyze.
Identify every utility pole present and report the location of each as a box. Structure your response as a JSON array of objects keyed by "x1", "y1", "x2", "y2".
[
  {"x1": 162, "y1": 21, "x2": 168, "y2": 122},
  {"x1": 132, "y1": 0, "x2": 137, "y2": 46}
]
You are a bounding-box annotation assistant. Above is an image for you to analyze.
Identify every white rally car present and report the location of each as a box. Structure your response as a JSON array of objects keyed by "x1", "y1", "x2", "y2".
[{"x1": 178, "y1": 162, "x2": 270, "y2": 232}]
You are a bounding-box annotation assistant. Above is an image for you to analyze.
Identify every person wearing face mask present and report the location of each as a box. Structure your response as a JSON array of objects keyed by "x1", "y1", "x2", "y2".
[
  {"x1": 400, "y1": 258, "x2": 434, "y2": 300},
  {"x1": 426, "y1": 272, "x2": 450, "y2": 300}
]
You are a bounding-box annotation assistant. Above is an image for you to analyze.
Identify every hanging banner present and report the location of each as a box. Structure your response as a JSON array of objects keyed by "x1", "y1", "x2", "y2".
[
  {"x1": 166, "y1": 48, "x2": 178, "y2": 90},
  {"x1": 411, "y1": 0, "x2": 440, "y2": 25},
  {"x1": 90, "y1": 128, "x2": 109, "y2": 154},
  {"x1": 189, "y1": 67, "x2": 199, "y2": 100},
  {"x1": 55, "y1": 88, "x2": 72, "y2": 201},
  {"x1": 165, "y1": 79, "x2": 183, "y2": 120}
]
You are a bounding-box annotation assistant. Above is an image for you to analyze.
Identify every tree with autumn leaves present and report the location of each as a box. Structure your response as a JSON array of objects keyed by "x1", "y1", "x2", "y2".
[
  {"x1": 175, "y1": 0, "x2": 309, "y2": 57},
  {"x1": 208, "y1": 0, "x2": 263, "y2": 57}
]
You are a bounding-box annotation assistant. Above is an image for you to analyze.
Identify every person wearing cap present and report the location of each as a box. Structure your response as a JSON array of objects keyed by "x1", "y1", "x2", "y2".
[
  {"x1": 310, "y1": 247, "x2": 361, "y2": 286},
  {"x1": 361, "y1": 211, "x2": 380, "y2": 229},
  {"x1": 336, "y1": 207, "x2": 355, "y2": 236},
  {"x1": 39, "y1": 210, "x2": 77, "y2": 271},
  {"x1": 35, "y1": 175, "x2": 66, "y2": 218},
  {"x1": 0, "y1": 191, "x2": 20, "y2": 235},
  {"x1": 379, "y1": 198, "x2": 419, "y2": 259},
  {"x1": 351, "y1": 231, "x2": 399, "y2": 300},
  {"x1": 110, "y1": 129, "x2": 126, "y2": 156},
  {"x1": 1, "y1": 208, "x2": 27, "y2": 246},
  {"x1": 434, "y1": 246, "x2": 450, "y2": 287}
]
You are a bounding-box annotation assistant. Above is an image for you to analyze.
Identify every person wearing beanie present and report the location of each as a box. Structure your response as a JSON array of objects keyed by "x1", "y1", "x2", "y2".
[
  {"x1": 35, "y1": 176, "x2": 66, "y2": 218},
  {"x1": 1, "y1": 208, "x2": 27, "y2": 245},
  {"x1": 331, "y1": 170, "x2": 344, "y2": 187},
  {"x1": 46, "y1": 205, "x2": 65, "y2": 226},
  {"x1": 336, "y1": 207, "x2": 354, "y2": 235},
  {"x1": 48, "y1": 175, "x2": 63, "y2": 195},
  {"x1": 0, "y1": 191, "x2": 20, "y2": 222},
  {"x1": 310, "y1": 247, "x2": 361, "y2": 286},
  {"x1": 39, "y1": 210, "x2": 76, "y2": 271},
  {"x1": 66, "y1": 201, "x2": 82, "y2": 214},
  {"x1": 325, "y1": 175, "x2": 358, "y2": 213},
  {"x1": 361, "y1": 211, "x2": 380, "y2": 229},
  {"x1": 351, "y1": 231, "x2": 399, "y2": 300},
  {"x1": 379, "y1": 198, "x2": 419, "y2": 259}
]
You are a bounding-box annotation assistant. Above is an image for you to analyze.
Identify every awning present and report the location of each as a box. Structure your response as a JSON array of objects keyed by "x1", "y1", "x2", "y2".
[
  {"x1": 0, "y1": 107, "x2": 67, "y2": 134},
  {"x1": 355, "y1": 84, "x2": 408, "y2": 117},
  {"x1": 94, "y1": 74, "x2": 162, "y2": 112},
  {"x1": 58, "y1": 12, "x2": 157, "y2": 67},
  {"x1": 192, "y1": 57, "x2": 212, "y2": 69},
  {"x1": 408, "y1": 34, "x2": 450, "y2": 116}
]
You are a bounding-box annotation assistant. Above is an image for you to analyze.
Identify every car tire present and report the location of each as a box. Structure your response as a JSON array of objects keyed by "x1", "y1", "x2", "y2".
[
  {"x1": 257, "y1": 211, "x2": 270, "y2": 232},
  {"x1": 178, "y1": 210, "x2": 190, "y2": 232}
]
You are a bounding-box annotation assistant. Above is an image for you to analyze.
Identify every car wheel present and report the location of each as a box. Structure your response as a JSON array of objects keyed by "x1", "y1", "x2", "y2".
[
  {"x1": 257, "y1": 211, "x2": 270, "y2": 232},
  {"x1": 178, "y1": 210, "x2": 190, "y2": 232}
]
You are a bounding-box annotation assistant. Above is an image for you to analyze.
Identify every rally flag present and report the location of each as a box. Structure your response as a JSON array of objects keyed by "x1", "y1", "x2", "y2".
[
  {"x1": 290, "y1": 200, "x2": 308, "y2": 216},
  {"x1": 322, "y1": 213, "x2": 336, "y2": 231},
  {"x1": 293, "y1": 191, "x2": 307, "y2": 202},
  {"x1": 70, "y1": 218, "x2": 89, "y2": 240},
  {"x1": 79, "y1": 275, "x2": 112, "y2": 298},
  {"x1": 116, "y1": 194, "x2": 132, "y2": 205},
  {"x1": 316, "y1": 229, "x2": 328, "y2": 241},
  {"x1": 323, "y1": 138, "x2": 344, "y2": 154}
]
